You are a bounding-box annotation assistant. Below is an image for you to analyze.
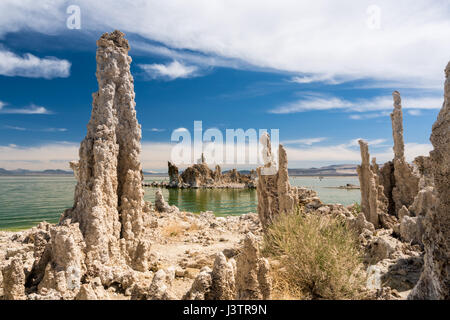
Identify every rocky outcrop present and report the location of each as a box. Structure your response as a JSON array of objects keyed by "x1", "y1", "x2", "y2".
[
  {"x1": 409, "y1": 62, "x2": 450, "y2": 300},
  {"x1": 183, "y1": 233, "x2": 271, "y2": 300},
  {"x1": 146, "y1": 268, "x2": 176, "y2": 300},
  {"x1": 390, "y1": 92, "x2": 420, "y2": 214},
  {"x1": 59, "y1": 30, "x2": 151, "y2": 275},
  {"x1": 75, "y1": 278, "x2": 107, "y2": 300},
  {"x1": 378, "y1": 161, "x2": 395, "y2": 216},
  {"x1": 168, "y1": 161, "x2": 182, "y2": 187},
  {"x1": 155, "y1": 189, "x2": 177, "y2": 213},
  {"x1": 357, "y1": 140, "x2": 387, "y2": 228},
  {"x1": 37, "y1": 222, "x2": 86, "y2": 299},
  {"x1": 214, "y1": 165, "x2": 222, "y2": 182},
  {"x1": 257, "y1": 135, "x2": 298, "y2": 229},
  {"x1": 1, "y1": 31, "x2": 155, "y2": 300},
  {"x1": 162, "y1": 154, "x2": 256, "y2": 189},
  {"x1": 235, "y1": 233, "x2": 272, "y2": 300},
  {"x1": 2, "y1": 258, "x2": 26, "y2": 300}
]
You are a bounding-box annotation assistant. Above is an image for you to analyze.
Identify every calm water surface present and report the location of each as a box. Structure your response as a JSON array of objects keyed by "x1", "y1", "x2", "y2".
[{"x1": 0, "y1": 175, "x2": 360, "y2": 230}]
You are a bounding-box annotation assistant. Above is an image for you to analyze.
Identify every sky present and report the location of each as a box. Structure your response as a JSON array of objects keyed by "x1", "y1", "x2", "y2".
[{"x1": 0, "y1": 0, "x2": 449, "y2": 171}]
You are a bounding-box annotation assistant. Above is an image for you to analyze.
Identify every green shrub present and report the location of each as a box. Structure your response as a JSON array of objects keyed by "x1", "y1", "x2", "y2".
[
  {"x1": 263, "y1": 208, "x2": 366, "y2": 299},
  {"x1": 351, "y1": 202, "x2": 362, "y2": 215}
]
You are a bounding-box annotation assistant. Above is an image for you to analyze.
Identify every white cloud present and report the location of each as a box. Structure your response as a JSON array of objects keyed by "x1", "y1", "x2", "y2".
[
  {"x1": 42, "y1": 128, "x2": 67, "y2": 132},
  {"x1": 282, "y1": 137, "x2": 327, "y2": 146},
  {"x1": 289, "y1": 75, "x2": 341, "y2": 85},
  {"x1": 4, "y1": 125, "x2": 26, "y2": 131},
  {"x1": 0, "y1": 142, "x2": 175, "y2": 171},
  {"x1": 0, "y1": 48, "x2": 70, "y2": 79},
  {"x1": 0, "y1": 138, "x2": 433, "y2": 171},
  {"x1": 349, "y1": 112, "x2": 391, "y2": 120},
  {"x1": 285, "y1": 141, "x2": 432, "y2": 165},
  {"x1": 173, "y1": 127, "x2": 189, "y2": 133},
  {"x1": 407, "y1": 109, "x2": 422, "y2": 116},
  {"x1": 1, "y1": 1, "x2": 449, "y2": 87},
  {"x1": 270, "y1": 94, "x2": 443, "y2": 114},
  {"x1": 0, "y1": 142, "x2": 79, "y2": 170},
  {"x1": 131, "y1": 41, "x2": 245, "y2": 70},
  {"x1": 146, "y1": 128, "x2": 166, "y2": 132},
  {"x1": 3, "y1": 125, "x2": 67, "y2": 132},
  {"x1": 0, "y1": 103, "x2": 52, "y2": 114},
  {"x1": 347, "y1": 138, "x2": 386, "y2": 147},
  {"x1": 139, "y1": 61, "x2": 199, "y2": 80},
  {"x1": 370, "y1": 143, "x2": 433, "y2": 163}
]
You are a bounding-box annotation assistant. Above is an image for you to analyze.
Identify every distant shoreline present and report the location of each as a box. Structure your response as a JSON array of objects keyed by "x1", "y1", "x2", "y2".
[{"x1": 0, "y1": 174, "x2": 358, "y2": 177}]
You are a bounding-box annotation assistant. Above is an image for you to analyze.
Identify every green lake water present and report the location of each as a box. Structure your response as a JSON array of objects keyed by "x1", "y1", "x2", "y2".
[{"x1": 0, "y1": 175, "x2": 360, "y2": 230}]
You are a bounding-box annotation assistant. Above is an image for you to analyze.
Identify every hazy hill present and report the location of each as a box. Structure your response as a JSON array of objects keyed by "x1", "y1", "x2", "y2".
[{"x1": 0, "y1": 164, "x2": 357, "y2": 177}]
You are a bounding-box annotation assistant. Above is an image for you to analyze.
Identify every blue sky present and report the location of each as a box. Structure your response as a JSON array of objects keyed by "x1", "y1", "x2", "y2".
[{"x1": 0, "y1": 1, "x2": 448, "y2": 171}]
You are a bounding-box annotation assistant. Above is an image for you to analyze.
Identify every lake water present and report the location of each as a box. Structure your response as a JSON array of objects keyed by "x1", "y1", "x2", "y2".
[{"x1": 0, "y1": 175, "x2": 360, "y2": 230}]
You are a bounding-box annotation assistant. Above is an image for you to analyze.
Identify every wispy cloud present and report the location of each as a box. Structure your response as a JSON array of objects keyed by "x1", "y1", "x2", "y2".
[
  {"x1": 139, "y1": 60, "x2": 199, "y2": 80},
  {"x1": 282, "y1": 137, "x2": 327, "y2": 146},
  {"x1": 285, "y1": 141, "x2": 431, "y2": 165},
  {"x1": 0, "y1": 138, "x2": 433, "y2": 171},
  {"x1": 407, "y1": 109, "x2": 423, "y2": 116},
  {"x1": 4, "y1": 125, "x2": 26, "y2": 131},
  {"x1": 347, "y1": 138, "x2": 386, "y2": 147},
  {"x1": 131, "y1": 41, "x2": 245, "y2": 70},
  {"x1": 1, "y1": 1, "x2": 449, "y2": 87},
  {"x1": 3, "y1": 125, "x2": 67, "y2": 132},
  {"x1": 42, "y1": 127, "x2": 67, "y2": 132},
  {"x1": 289, "y1": 75, "x2": 341, "y2": 85},
  {"x1": 270, "y1": 94, "x2": 443, "y2": 114},
  {"x1": 146, "y1": 128, "x2": 166, "y2": 132},
  {"x1": 0, "y1": 102, "x2": 52, "y2": 115},
  {"x1": 349, "y1": 111, "x2": 391, "y2": 120},
  {"x1": 173, "y1": 127, "x2": 189, "y2": 133},
  {"x1": 0, "y1": 48, "x2": 70, "y2": 79}
]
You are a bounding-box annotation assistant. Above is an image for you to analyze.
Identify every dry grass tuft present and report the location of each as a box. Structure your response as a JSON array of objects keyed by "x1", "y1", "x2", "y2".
[
  {"x1": 263, "y1": 208, "x2": 366, "y2": 300},
  {"x1": 162, "y1": 221, "x2": 185, "y2": 237},
  {"x1": 162, "y1": 220, "x2": 202, "y2": 237}
]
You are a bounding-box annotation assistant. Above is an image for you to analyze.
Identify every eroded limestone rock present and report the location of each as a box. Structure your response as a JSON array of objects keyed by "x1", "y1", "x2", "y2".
[
  {"x1": 257, "y1": 141, "x2": 297, "y2": 229},
  {"x1": 390, "y1": 92, "x2": 420, "y2": 214},
  {"x1": 1, "y1": 31, "x2": 154, "y2": 300},
  {"x1": 210, "y1": 252, "x2": 236, "y2": 300},
  {"x1": 182, "y1": 267, "x2": 213, "y2": 300},
  {"x1": 168, "y1": 161, "x2": 182, "y2": 187},
  {"x1": 75, "y1": 278, "x2": 107, "y2": 300},
  {"x1": 183, "y1": 233, "x2": 271, "y2": 300},
  {"x1": 409, "y1": 62, "x2": 450, "y2": 300},
  {"x1": 147, "y1": 268, "x2": 176, "y2": 300},
  {"x1": 235, "y1": 233, "x2": 272, "y2": 300},
  {"x1": 2, "y1": 258, "x2": 26, "y2": 300},
  {"x1": 357, "y1": 140, "x2": 387, "y2": 227},
  {"x1": 155, "y1": 189, "x2": 173, "y2": 213}
]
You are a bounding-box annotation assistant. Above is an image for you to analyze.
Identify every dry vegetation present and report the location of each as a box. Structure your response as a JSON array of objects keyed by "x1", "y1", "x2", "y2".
[
  {"x1": 263, "y1": 207, "x2": 367, "y2": 300},
  {"x1": 162, "y1": 220, "x2": 202, "y2": 238}
]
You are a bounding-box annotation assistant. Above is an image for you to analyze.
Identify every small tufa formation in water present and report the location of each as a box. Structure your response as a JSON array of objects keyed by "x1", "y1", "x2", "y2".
[
  {"x1": 163, "y1": 154, "x2": 256, "y2": 189},
  {"x1": 154, "y1": 189, "x2": 178, "y2": 213},
  {"x1": 168, "y1": 161, "x2": 182, "y2": 187}
]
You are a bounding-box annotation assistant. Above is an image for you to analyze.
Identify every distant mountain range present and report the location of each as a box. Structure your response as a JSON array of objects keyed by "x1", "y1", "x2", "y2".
[
  {"x1": 0, "y1": 168, "x2": 73, "y2": 176},
  {"x1": 0, "y1": 165, "x2": 357, "y2": 176},
  {"x1": 288, "y1": 164, "x2": 357, "y2": 176}
]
